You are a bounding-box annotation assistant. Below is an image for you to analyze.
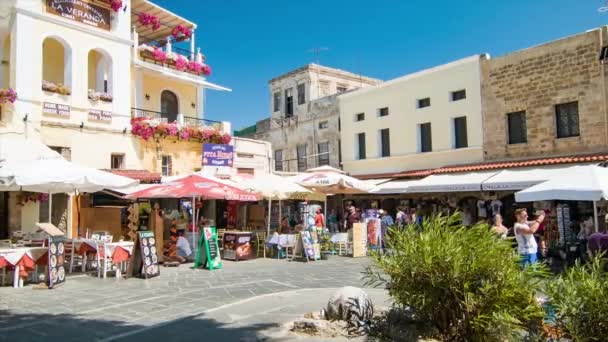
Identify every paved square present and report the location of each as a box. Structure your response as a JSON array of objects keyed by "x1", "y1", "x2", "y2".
[{"x1": 0, "y1": 256, "x2": 378, "y2": 341}]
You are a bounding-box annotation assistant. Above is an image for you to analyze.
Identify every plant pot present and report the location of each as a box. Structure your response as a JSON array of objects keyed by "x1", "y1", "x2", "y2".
[{"x1": 321, "y1": 252, "x2": 332, "y2": 260}]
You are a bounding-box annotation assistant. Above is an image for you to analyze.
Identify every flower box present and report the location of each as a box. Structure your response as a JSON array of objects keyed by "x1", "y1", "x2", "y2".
[{"x1": 42, "y1": 81, "x2": 71, "y2": 95}]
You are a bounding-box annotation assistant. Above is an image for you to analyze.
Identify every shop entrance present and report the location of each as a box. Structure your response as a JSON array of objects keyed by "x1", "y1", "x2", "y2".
[{"x1": 0, "y1": 193, "x2": 8, "y2": 239}]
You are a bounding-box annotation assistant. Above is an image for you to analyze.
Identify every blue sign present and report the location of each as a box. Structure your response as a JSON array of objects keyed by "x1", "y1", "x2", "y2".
[{"x1": 202, "y1": 143, "x2": 234, "y2": 167}]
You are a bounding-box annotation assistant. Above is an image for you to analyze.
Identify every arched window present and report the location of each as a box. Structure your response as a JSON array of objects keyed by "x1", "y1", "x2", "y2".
[
  {"x1": 161, "y1": 90, "x2": 178, "y2": 122},
  {"x1": 42, "y1": 37, "x2": 72, "y2": 90},
  {"x1": 88, "y1": 49, "x2": 112, "y2": 95}
]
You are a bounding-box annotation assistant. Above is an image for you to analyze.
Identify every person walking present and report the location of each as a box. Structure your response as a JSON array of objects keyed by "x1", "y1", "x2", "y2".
[
  {"x1": 491, "y1": 214, "x2": 509, "y2": 239},
  {"x1": 379, "y1": 209, "x2": 394, "y2": 249},
  {"x1": 396, "y1": 207, "x2": 406, "y2": 228},
  {"x1": 514, "y1": 208, "x2": 545, "y2": 267}
]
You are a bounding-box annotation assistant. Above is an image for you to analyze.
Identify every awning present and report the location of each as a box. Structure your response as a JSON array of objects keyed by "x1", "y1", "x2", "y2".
[
  {"x1": 481, "y1": 167, "x2": 572, "y2": 191},
  {"x1": 406, "y1": 171, "x2": 499, "y2": 193},
  {"x1": 131, "y1": 0, "x2": 196, "y2": 43},
  {"x1": 370, "y1": 179, "x2": 420, "y2": 194}
]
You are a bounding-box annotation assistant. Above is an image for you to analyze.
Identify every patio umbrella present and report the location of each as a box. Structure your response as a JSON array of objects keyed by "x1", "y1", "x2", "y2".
[
  {"x1": 237, "y1": 173, "x2": 326, "y2": 235},
  {"x1": 292, "y1": 167, "x2": 372, "y2": 228},
  {"x1": 125, "y1": 174, "x2": 260, "y2": 249},
  {"x1": 515, "y1": 165, "x2": 608, "y2": 231},
  {"x1": 0, "y1": 157, "x2": 139, "y2": 223}
]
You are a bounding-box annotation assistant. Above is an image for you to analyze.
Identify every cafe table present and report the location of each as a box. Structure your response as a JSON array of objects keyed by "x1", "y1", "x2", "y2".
[
  {"x1": 0, "y1": 247, "x2": 48, "y2": 288},
  {"x1": 72, "y1": 239, "x2": 134, "y2": 277}
]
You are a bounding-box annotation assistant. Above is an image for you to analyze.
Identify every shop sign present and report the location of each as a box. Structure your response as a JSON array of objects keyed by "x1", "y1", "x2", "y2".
[
  {"x1": 43, "y1": 102, "x2": 70, "y2": 118},
  {"x1": 193, "y1": 227, "x2": 223, "y2": 270},
  {"x1": 88, "y1": 109, "x2": 112, "y2": 123},
  {"x1": 47, "y1": 235, "x2": 66, "y2": 289},
  {"x1": 45, "y1": 0, "x2": 111, "y2": 31},
  {"x1": 202, "y1": 143, "x2": 234, "y2": 167}
]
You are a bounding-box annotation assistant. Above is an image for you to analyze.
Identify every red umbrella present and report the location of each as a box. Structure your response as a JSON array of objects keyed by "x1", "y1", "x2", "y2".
[{"x1": 125, "y1": 174, "x2": 260, "y2": 201}]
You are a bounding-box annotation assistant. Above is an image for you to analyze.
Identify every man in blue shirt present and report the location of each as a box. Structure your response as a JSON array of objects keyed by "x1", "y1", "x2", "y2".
[{"x1": 379, "y1": 209, "x2": 394, "y2": 249}]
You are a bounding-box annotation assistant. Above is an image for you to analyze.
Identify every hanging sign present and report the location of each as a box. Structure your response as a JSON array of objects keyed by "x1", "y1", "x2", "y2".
[
  {"x1": 45, "y1": 0, "x2": 111, "y2": 31},
  {"x1": 88, "y1": 109, "x2": 112, "y2": 123},
  {"x1": 202, "y1": 143, "x2": 234, "y2": 167},
  {"x1": 43, "y1": 102, "x2": 70, "y2": 118},
  {"x1": 193, "y1": 226, "x2": 222, "y2": 270}
]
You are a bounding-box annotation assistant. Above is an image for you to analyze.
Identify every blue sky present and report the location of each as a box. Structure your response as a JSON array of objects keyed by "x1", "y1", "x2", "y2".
[{"x1": 153, "y1": 0, "x2": 608, "y2": 131}]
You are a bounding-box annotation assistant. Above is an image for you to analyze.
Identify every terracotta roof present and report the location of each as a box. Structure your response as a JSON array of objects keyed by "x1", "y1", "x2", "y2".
[
  {"x1": 102, "y1": 169, "x2": 161, "y2": 183},
  {"x1": 354, "y1": 153, "x2": 608, "y2": 180}
]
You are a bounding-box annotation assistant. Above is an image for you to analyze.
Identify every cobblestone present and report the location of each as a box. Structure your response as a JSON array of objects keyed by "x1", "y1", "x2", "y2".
[{"x1": 0, "y1": 256, "x2": 373, "y2": 341}]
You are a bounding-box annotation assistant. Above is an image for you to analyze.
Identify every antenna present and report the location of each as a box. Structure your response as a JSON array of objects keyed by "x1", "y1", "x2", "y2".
[{"x1": 307, "y1": 47, "x2": 329, "y2": 65}]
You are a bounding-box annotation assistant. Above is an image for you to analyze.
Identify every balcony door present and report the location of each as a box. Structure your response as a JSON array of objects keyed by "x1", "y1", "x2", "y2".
[{"x1": 161, "y1": 90, "x2": 178, "y2": 123}]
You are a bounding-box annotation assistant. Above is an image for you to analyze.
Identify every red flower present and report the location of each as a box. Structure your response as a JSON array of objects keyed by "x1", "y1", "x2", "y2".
[
  {"x1": 202, "y1": 64, "x2": 211, "y2": 76},
  {"x1": 108, "y1": 0, "x2": 122, "y2": 12}
]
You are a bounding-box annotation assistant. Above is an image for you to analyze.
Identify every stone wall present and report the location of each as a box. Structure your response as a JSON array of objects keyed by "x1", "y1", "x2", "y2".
[{"x1": 481, "y1": 28, "x2": 608, "y2": 161}]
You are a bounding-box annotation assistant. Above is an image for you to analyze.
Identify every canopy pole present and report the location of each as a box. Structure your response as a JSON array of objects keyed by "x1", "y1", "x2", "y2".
[
  {"x1": 278, "y1": 199, "x2": 282, "y2": 227},
  {"x1": 267, "y1": 199, "x2": 272, "y2": 236},
  {"x1": 324, "y1": 197, "x2": 327, "y2": 229},
  {"x1": 192, "y1": 196, "x2": 197, "y2": 254},
  {"x1": 593, "y1": 201, "x2": 599, "y2": 233},
  {"x1": 48, "y1": 192, "x2": 53, "y2": 224}
]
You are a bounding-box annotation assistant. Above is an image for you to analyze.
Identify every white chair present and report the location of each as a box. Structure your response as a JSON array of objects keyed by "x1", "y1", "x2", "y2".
[
  {"x1": 95, "y1": 241, "x2": 114, "y2": 279},
  {"x1": 64, "y1": 239, "x2": 84, "y2": 274}
]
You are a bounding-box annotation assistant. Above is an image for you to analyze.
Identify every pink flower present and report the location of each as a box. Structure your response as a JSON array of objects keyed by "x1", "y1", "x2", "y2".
[
  {"x1": 138, "y1": 12, "x2": 161, "y2": 31},
  {"x1": 109, "y1": 0, "x2": 122, "y2": 12},
  {"x1": 167, "y1": 123, "x2": 179, "y2": 136},
  {"x1": 171, "y1": 24, "x2": 192, "y2": 41},
  {"x1": 202, "y1": 64, "x2": 212, "y2": 76},
  {"x1": 187, "y1": 61, "x2": 203, "y2": 74},
  {"x1": 221, "y1": 133, "x2": 232, "y2": 144},
  {"x1": 152, "y1": 48, "x2": 167, "y2": 63},
  {"x1": 180, "y1": 129, "x2": 190, "y2": 140},
  {"x1": 175, "y1": 56, "x2": 188, "y2": 71},
  {"x1": 0, "y1": 88, "x2": 17, "y2": 104}
]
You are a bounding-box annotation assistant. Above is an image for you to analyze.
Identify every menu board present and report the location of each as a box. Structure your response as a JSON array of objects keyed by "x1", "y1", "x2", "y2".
[
  {"x1": 47, "y1": 235, "x2": 66, "y2": 289},
  {"x1": 366, "y1": 218, "x2": 382, "y2": 250},
  {"x1": 299, "y1": 230, "x2": 320, "y2": 261},
  {"x1": 556, "y1": 204, "x2": 573, "y2": 247},
  {"x1": 193, "y1": 227, "x2": 222, "y2": 270},
  {"x1": 128, "y1": 231, "x2": 159, "y2": 279},
  {"x1": 222, "y1": 232, "x2": 255, "y2": 261},
  {"x1": 351, "y1": 223, "x2": 367, "y2": 258}
]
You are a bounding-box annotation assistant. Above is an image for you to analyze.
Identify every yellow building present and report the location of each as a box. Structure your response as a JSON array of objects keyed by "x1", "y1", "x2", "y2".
[{"x1": 0, "y1": 0, "x2": 240, "y2": 238}]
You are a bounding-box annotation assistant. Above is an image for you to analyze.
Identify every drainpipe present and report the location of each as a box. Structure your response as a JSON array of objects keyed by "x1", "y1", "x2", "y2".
[{"x1": 601, "y1": 27, "x2": 608, "y2": 146}]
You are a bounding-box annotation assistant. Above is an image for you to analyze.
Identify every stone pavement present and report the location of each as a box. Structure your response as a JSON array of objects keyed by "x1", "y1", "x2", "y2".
[{"x1": 0, "y1": 256, "x2": 385, "y2": 341}]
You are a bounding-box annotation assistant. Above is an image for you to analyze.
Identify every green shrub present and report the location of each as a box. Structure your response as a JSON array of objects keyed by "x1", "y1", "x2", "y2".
[
  {"x1": 546, "y1": 254, "x2": 608, "y2": 341},
  {"x1": 364, "y1": 213, "x2": 547, "y2": 341}
]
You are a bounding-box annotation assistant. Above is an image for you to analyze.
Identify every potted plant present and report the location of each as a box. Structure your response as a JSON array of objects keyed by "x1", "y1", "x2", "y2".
[{"x1": 319, "y1": 232, "x2": 333, "y2": 260}]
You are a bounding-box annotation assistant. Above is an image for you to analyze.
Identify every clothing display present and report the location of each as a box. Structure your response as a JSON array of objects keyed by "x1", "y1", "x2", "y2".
[
  {"x1": 476, "y1": 200, "x2": 487, "y2": 218},
  {"x1": 490, "y1": 200, "x2": 503, "y2": 216}
]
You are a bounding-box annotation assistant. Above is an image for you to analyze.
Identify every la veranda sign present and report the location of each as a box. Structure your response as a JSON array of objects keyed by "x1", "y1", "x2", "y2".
[{"x1": 46, "y1": 0, "x2": 111, "y2": 31}]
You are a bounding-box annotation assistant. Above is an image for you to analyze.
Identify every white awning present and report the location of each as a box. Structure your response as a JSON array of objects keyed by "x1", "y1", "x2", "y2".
[
  {"x1": 370, "y1": 179, "x2": 420, "y2": 194},
  {"x1": 481, "y1": 167, "x2": 572, "y2": 191},
  {"x1": 406, "y1": 171, "x2": 499, "y2": 193}
]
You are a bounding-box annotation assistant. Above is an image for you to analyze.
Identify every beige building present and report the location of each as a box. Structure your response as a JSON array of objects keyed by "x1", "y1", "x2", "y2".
[
  {"x1": 339, "y1": 55, "x2": 486, "y2": 177},
  {"x1": 235, "y1": 64, "x2": 380, "y2": 172},
  {"x1": 0, "y1": 0, "x2": 268, "y2": 238},
  {"x1": 482, "y1": 27, "x2": 608, "y2": 161}
]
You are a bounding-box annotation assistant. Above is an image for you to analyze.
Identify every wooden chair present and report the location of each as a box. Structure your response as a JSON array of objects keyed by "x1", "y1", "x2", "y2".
[
  {"x1": 0, "y1": 239, "x2": 11, "y2": 248},
  {"x1": 64, "y1": 239, "x2": 83, "y2": 274},
  {"x1": 255, "y1": 232, "x2": 267, "y2": 258}
]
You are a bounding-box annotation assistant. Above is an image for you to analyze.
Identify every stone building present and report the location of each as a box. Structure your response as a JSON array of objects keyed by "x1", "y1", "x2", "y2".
[
  {"x1": 481, "y1": 27, "x2": 608, "y2": 161},
  {"x1": 235, "y1": 64, "x2": 381, "y2": 172}
]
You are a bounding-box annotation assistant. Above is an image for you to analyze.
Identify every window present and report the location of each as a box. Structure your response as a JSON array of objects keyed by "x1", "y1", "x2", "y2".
[
  {"x1": 285, "y1": 88, "x2": 294, "y2": 117},
  {"x1": 453, "y1": 116, "x2": 468, "y2": 149},
  {"x1": 274, "y1": 150, "x2": 283, "y2": 171},
  {"x1": 417, "y1": 97, "x2": 431, "y2": 108},
  {"x1": 161, "y1": 90, "x2": 178, "y2": 123},
  {"x1": 379, "y1": 107, "x2": 389, "y2": 117},
  {"x1": 111, "y1": 154, "x2": 125, "y2": 169},
  {"x1": 337, "y1": 85, "x2": 348, "y2": 93},
  {"x1": 355, "y1": 113, "x2": 365, "y2": 122},
  {"x1": 318, "y1": 142, "x2": 330, "y2": 166},
  {"x1": 507, "y1": 111, "x2": 527, "y2": 144},
  {"x1": 273, "y1": 91, "x2": 281, "y2": 112},
  {"x1": 297, "y1": 83, "x2": 305, "y2": 105},
  {"x1": 318, "y1": 121, "x2": 329, "y2": 129},
  {"x1": 297, "y1": 145, "x2": 307, "y2": 171},
  {"x1": 237, "y1": 168, "x2": 254, "y2": 175},
  {"x1": 357, "y1": 133, "x2": 366, "y2": 160},
  {"x1": 451, "y1": 89, "x2": 466, "y2": 101},
  {"x1": 380, "y1": 128, "x2": 390, "y2": 157},
  {"x1": 161, "y1": 155, "x2": 172, "y2": 176},
  {"x1": 419, "y1": 123, "x2": 432, "y2": 152},
  {"x1": 555, "y1": 102, "x2": 580, "y2": 138}
]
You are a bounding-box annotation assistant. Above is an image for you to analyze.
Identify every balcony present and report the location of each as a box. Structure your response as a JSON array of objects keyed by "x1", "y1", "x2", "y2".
[{"x1": 131, "y1": 107, "x2": 223, "y2": 131}]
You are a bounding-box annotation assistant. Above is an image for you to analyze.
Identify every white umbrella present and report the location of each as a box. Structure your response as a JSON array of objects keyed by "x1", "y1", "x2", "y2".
[
  {"x1": 515, "y1": 165, "x2": 608, "y2": 231},
  {"x1": 0, "y1": 158, "x2": 138, "y2": 223},
  {"x1": 239, "y1": 173, "x2": 326, "y2": 236}
]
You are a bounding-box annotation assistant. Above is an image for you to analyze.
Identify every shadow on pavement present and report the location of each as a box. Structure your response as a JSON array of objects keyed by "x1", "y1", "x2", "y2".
[{"x1": 0, "y1": 310, "x2": 287, "y2": 342}]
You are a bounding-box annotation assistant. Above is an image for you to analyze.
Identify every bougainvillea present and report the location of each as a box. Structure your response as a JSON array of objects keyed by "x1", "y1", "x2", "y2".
[
  {"x1": 17, "y1": 192, "x2": 48, "y2": 206},
  {"x1": 0, "y1": 88, "x2": 17, "y2": 104},
  {"x1": 175, "y1": 56, "x2": 188, "y2": 71},
  {"x1": 187, "y1": 60, "x2": 203, "y2": 74},
  {"x1": 171, "y1": 24, "x2": 192, "y2": 41},
  {"x1": 201, "y1": 64, "x2": 211, "y2": 76},
  {"x1": 107, "y1": 0, "x2": 123, "y2": 12},
  {"x1": 152, "y1": 47, "x2": 167, "y2": 63},
  {"x1": 138, "y1": 12, "x2": 161, "y2": 30},
  {"x1": 131, "y1": 117, "x2": 230, "y2": 144}
]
